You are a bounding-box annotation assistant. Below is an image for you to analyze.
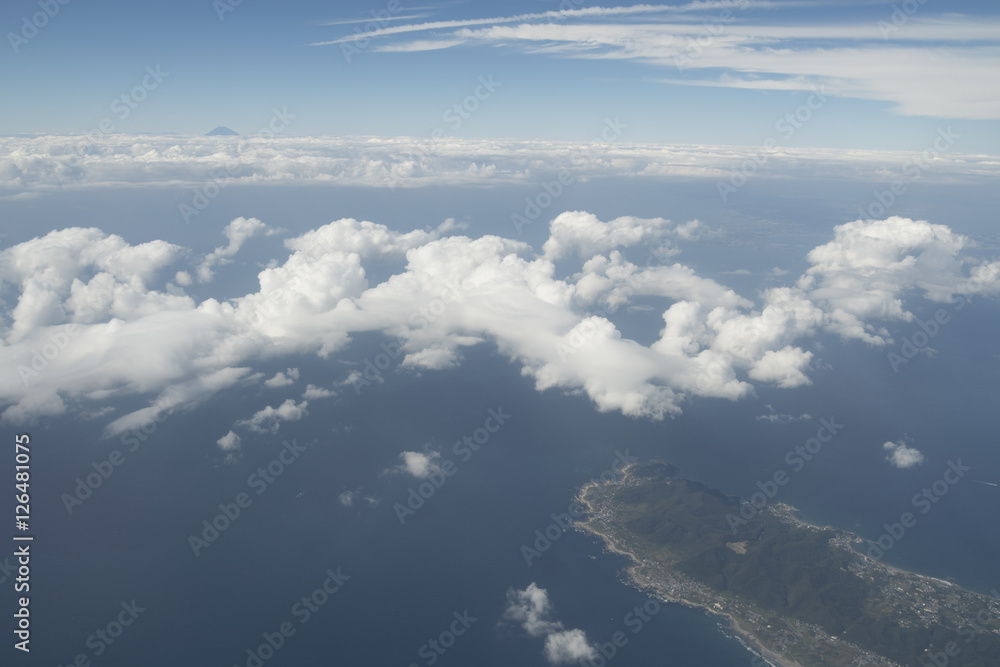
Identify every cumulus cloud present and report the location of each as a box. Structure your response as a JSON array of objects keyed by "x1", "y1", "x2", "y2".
[
  {"x1": 542, "y1": 211, "x2": 679, "y2": 260},
  {"x1": 264, "y1": 368, "x2": 299, "y2": 388},
  {"x1": 883, "y1": 440, "x2": 924, "y2": 469},
  {"x1": 394, "y1": 451, "x2": 443, "y2": 479},
  {"x1": 301, "y1": 384, "x2": 334, "y2": 399},
  {"x1": 503, "y1": 583, "x2": 596, "y2": 664},
  {"x1": 340, "y1": 370, "x2": 370, "y2": 388},
  {"x1": 800, "y1": 217, "x2": 1000, "y2": 344},
  {"x1": 0, "y1": 213, "x2": 995, "y2": 431},
  {"x1": 217, "y1": 430, "x2": 241, "y2": 451},
  {"x1": 0, "y1": 226, "x2": 186, "y2": 343},
  {"x1": 503, "y1": 583, "x2": 567, "y2": 637},
  {"x1": 237, "y1": 399, "x2": 308, "y2": 433},
  {"x1": 216, "y1": 430, "x2": 243, "y2": 463},
  {"x1": 748, "y1": 346, "x2": 813, "y2": 388},
  {"x1": 197, "y1": 217, "x2": 278, "y2": 283},
  {"x1": 544, "y1": 629, "x2": 598, "y2": 664}
]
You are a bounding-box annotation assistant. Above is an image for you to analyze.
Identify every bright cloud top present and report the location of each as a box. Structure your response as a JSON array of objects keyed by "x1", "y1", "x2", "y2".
[
  {"x1": 0, "y1": 212, "x2": 997, "y2": 432},
  {"x1": 394, "y1": 451, "x2": 444, "y2": 479},
  {"x1": 217, "y1": 430, "x2": 241, "y2": 452},
  {"x1": 883, "y1": 440, "x2": 925, "y2": 469},
  {"x1": 502, "y1": 583, "x2": 597, "y2": 664}
]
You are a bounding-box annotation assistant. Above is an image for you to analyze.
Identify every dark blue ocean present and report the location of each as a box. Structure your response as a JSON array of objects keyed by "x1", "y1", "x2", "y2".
[{"x1": 2, "y1": 182, "x2": 997, "y2": 665}]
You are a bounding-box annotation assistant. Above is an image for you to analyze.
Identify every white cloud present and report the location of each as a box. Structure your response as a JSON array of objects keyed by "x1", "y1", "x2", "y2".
[
  {"x1": 217, "y1": 430, "x2": 241, "y2": 451},
  {"x1": 80, "y1": 406, "x2": 115, "y2": 421},
  {"x1": 0, "y1": 227, "x2": 186, "y2": 343},
  {"x1": 503, "y1": 583, "x2": 596, "y2": 665},
  {"x1": 101, "y1": 366, "x2": 254, "y2": 438},
  {"x1": 0, "y1": 213, "x2": 995, "y2": 431},
  {"x1": 1, "y1": 135, "x2": 994, "y2": 193},
  {"x1": 503, "y1": 583, "x2": 565, "y2": 637},
  {"x1": 312, "y1": 3, "x2": 735, "y2": 46},
  {"x1": 264, "y1": 368, "x2": 299, "y2": 388},
  {"x1": 301, "y1": 384, "x2": 334, "y2": 399},
  {"x1": 748, "y1": 346, "x2": 813, "y2": 389},
  {"x1": 331, "y1": 8, "x2": 1000, "y2": 120},
  {"x1": 756, "y1": 405, "x2": 811, "y2": 424},
  {"x1": 237, "y1": 399, "x2": 309, "y2": 433},
  {"x1": 394, "y1": 451, "x2": 443, "y2": 479},
  {"x1": 542, "y1": 211, "x2": 680, "y2": 260},
  {"x1": 341, "y1": 370, "x2": 369, "y2": 388},
  {"x1": 197, "y1": 217, "x2": 277, "y2": 283},
  {"x1": 800, "y1": 217, "x2": 1000, "y2": 344},
  {"x1": 883, "y1": 440, "x2": 924, "y2": 469},
  {"x1": 544, "y1": 629, "x2": 597, "y2": 664}
]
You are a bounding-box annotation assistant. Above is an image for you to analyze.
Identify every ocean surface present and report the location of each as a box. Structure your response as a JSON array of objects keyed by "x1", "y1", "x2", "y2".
[{"x1": 3, "y1": 183, "x2": 997, "y2": 665}]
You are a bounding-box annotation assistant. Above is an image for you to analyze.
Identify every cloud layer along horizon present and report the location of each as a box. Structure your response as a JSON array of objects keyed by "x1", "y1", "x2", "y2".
[{"x1": 1, "y1": 135, "x2": 995, "y2": 193}]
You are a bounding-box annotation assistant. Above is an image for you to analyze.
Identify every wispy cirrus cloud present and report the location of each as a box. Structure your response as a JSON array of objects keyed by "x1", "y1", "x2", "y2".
[
  {"x1": 312, "y1": 3, "x2": 1000, "y2": 120},
  {"x1": 310, "y1": 2, "x2": 765, "y2": 46}
]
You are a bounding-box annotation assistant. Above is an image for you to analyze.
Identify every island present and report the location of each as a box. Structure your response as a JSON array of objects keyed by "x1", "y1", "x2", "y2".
[{"x1": 576, "y1": 461, "x2": 1000, "y2": 667}]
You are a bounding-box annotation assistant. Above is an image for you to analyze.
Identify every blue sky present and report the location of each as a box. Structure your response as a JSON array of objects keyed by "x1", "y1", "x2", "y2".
[{"x1": 3, "y1": 0, "x2": 1000, "y2": 151}]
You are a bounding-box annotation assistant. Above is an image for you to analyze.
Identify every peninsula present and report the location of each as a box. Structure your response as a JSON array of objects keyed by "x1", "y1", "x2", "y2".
[{"x1": 576, "y1": 461, "x2": 1000, "y2": 667}]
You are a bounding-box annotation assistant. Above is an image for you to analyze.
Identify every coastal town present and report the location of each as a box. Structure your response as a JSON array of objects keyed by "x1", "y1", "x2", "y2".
[{"x1": 576, "y1": 462, "x2": 1000, "y2": 667}]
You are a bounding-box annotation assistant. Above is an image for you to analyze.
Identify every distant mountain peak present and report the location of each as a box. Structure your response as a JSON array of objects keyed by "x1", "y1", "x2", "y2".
[{"x1": 206, "y1": 126, "x2": 238, "y2": 136}]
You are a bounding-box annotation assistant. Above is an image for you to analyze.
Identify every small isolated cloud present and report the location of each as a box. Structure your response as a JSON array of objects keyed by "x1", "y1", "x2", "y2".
[
  {"x1": 217, "y1": 430, "x2": 242, "y2": 463},
  {"x1": 264, "y1": 368, "x2": 300, "y2": 388},
  {"x1": 756, "y1": 404, "x2": 812, "y2": 424},
  {"x1": 237, "y1": 399, "x2": 309, "y2": 433},
  {"x1": 503, "y1": 583, "x2": 563, "y2": 637},
  {"x1": 544, "y1": 629, "x2": 597, "y2": 665},
  {"x1": 503, "y1": 583, "x2": 596, "y2": 665},
  {"x1": 394, "y1": 451, "x2": 443, "y2": 479},
  {"x1": 883, "y1": 440, "x2": 924, "y2": 468},
  {"x1": 217, "y1": 430, "x2": 242, "y2": 451},
  {"x1": 339, "y1": 489, "x2": 379, "y2": 508},
  {"x1": 302, "y1": 384, "x2": 334, "y2": 399},
  {"x1": 341, "y1": 369, "x2": 381, "y2": 388}
]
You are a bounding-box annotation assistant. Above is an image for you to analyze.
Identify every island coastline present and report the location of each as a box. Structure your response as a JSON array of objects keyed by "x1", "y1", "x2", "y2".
[{"x1": 574, "y1": 462, "x2": 1000, "y2": 667}]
